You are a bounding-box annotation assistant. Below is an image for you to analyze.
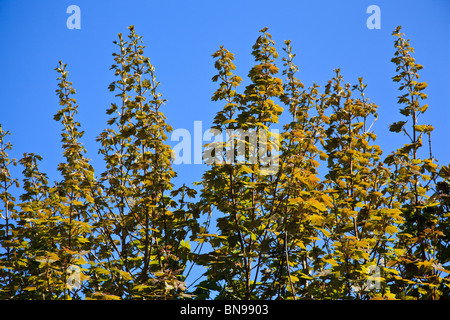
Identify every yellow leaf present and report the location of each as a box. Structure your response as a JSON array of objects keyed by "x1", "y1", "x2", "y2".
[
  {"x1": 289, "y1": 275, "x2": 299, "y2": 283},
  {"x1": 241, "y1": 165, "x2": 254, "y2": 174},
  {"x1": 318, "y1": 227, "x2": 331, "y2": 237},
  {"x1": 288, "y1": 197, "x2": 303, "y2": 205},
  {"x1": 416, "y1": 260, "x2": 433, "y2": 270},
  {"x1": 153, "y1": 271, "x2": 165, "y2": 277},
  {"x1": 118, "y1": 270, "x2": 132, "y2": 281},
  {"x1": 78, "y1": 237, "x2": 90, "y2": 244},
  {"x1": 324, "y1": 258, "x2": 338, "y2": 266},
  {"x1": 133, "y1": 284, "x2": 149, "y2": 292},
  {"x1": 180, "y1": 240, "x2": 190, "y2": 250},
  {"x1": 307, "y1": 200, "x2": 327, "y2": 212},
  {"x1": 307, "y1": 174, "x2": 320, "y2": 186},
  {"x1": 385, "y1": 225, "x2": 398, "y2": 235},
  {"x1": 321, "y1": 194, "x2": 333, "y2": 208},
  {"x1": 310, "y1": 214, "x2": 325, "y2": 226},
  {"x1": 295, "y1": 240, "x2": 306, "y2": 250},
  {"x1": 85, "y1": 194, "x2": 94, "y2": 204},
  {"x1": 24, "y1": 286, "x2": 37, "y2": 291}
]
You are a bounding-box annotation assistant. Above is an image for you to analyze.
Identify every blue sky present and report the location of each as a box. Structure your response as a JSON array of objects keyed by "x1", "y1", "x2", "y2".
[
  {"x1": 1, "y1": 0, "x2": 449, "y2": 288},
  {"x1": 0, "y1": 0, "x2": 449, "y2": 181},
  {"x1": 1, "y1": 0, "x2": 449, "y2": 189}
]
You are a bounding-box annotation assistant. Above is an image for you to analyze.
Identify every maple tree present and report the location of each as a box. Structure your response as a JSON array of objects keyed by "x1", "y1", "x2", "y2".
[{"x1": 0, "y1": 25, "x2": 449, "y2": 300}]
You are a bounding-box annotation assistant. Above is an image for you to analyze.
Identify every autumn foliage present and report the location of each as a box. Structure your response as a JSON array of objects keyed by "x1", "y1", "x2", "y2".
[{"x1": 1, "y1": 26, "x2": 449, "y2": 300}]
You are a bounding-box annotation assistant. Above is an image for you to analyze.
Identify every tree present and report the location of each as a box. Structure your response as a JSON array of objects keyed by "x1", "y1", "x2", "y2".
[
  {"x1": 383, "y1": 26, "x2": 449, "y2": 299},
  {"x1": 0, "y1": 124, "x2": 20, "y2": 298},
  {"x1": 92, "y1": 25, "x2": 198, "y2": 299}
]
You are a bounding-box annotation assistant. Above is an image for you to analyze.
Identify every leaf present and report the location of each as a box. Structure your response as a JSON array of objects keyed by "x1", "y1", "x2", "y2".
[
  {"x1": 118, "y1": 270, "x2": 132, "y2": 281},
  {"x1": 415, "y1": 82, "x2": 427, "y2": 91},
  {"x1": 419, "y1": 104, "x2": 428, "y2": 113},
  {"x1": 389, "y1": 121, "x2": 406, "y2": 133},
  {"x1": 133, "y1": 284, "x2": 150, "y2": 292},
  {"x1": 307, "y1": 200, "x2": 327, "y2": 212},
  {"x1": 294, "y1": 240, "x2": 306, "y2": 250},
  {"x1": 78, "y1": 237, "x2": 90, "y2": 244},
  {"x1": 385, "y1": 225, "x2": 398, "y2": 236},
  {"x1": 306, "y1": 174, "x2": 320, "y2": 187},
  {"x1": 24, "y1": 286, "x2": 37, "y2": 291},
  {"x1": 180, "y1": 240, "x2": 191, "y2": 250},
  {"x1": 241, "y1": 165, "x2": 254, "y2": 174},
  {"x1": 85, "y1": 194, "x2": 95, "y2": 204},
  {"x1": 153, "y1": 271, "x2": 165, "y2": 277},
  {"x1": 289, "y1": 274, "x2": 299, "y2": 283},
  {"x1": 416, "y1": 260, "x2": 433, "y2": 270},
  {"x1": 72, "y1": 200, "x2": 84, "y2": 206},
  {"x1": 310, "y1": 214, "x2": 325, "y2": 226},
  {"x1": 324, "y1": 258, "x2": 338, "y2": 266},
  {"x1": 413, "y1": 124, "x2": 429, "y2": 133}
]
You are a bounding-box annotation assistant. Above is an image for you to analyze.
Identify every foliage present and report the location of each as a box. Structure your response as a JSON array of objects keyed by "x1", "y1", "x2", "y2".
[{"x1": 0, "y1": 25, "x2": 449, "y2": 300}]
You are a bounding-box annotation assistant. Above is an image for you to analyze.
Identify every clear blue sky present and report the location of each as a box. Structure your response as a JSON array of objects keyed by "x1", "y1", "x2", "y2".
[
  {"x1": 1, "y1": 0, "x2": 449, "y2": 184},
  {"x1": 1, "y1": 0, "x2": 449, "y2": 188},
  {"x1": 1, "y1": 0, "x2": 449, "y2": 292}
]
